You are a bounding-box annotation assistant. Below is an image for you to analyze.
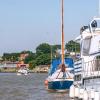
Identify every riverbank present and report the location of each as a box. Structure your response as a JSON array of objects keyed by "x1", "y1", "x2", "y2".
[{"x1": 0, "y1": 68, "x2": 48, "y2": 73}]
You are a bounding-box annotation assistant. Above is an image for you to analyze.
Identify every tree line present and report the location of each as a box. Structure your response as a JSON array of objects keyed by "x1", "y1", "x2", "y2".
[{"x1": 1, "y1": 40, "x2": 80, "y2": 69}]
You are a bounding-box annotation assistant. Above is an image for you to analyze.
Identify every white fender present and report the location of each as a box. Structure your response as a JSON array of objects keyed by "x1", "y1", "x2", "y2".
[
  {"x1": 69, "y1": 84, "x2": 75, "y2": 98},
  {"x1": 90, "y1": 88, "x2": 95, "y2": 99},
  {"x1": 74, "y1": 86, "x2": 80, "y2": 98},
  {"x1": 79, "y1": 88, "x2": 84, "y2": 99},
  {"x1": 94, "y1": 91, "x2": 100, "y2": 100},
  {"x1": 83, "y1": 89, "x2": 88, "y2": 100}
]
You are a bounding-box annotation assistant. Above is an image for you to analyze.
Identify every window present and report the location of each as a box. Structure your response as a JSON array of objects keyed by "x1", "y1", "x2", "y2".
[
  {"x1": 74, "y1": 74, "x2": 82, "y2": 81},
  {"x1": 95, "y1": 56, "x2": 100, "y2": 71},
  {"x1": 82, "y1": 37, "x2": 91, "y2": 56}
]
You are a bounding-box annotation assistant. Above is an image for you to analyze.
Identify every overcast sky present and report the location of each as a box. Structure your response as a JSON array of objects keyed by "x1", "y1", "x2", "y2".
[{"x1": 0, "y1": 0, "x2": 99, "y2": 55}]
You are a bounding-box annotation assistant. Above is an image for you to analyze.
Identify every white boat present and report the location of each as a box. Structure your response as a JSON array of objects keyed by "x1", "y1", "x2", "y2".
[
  {"x1": 69, "y1": 15, "x2": 100, "y2": 99},
  {"x1": 17, "y1": 65, "x2": 29, "y2": 75}
]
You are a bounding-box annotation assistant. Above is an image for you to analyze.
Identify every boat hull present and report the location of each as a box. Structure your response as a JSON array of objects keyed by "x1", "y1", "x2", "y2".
[{"x1": 48, "y1": 80, "x2": 73, "y2": 92}]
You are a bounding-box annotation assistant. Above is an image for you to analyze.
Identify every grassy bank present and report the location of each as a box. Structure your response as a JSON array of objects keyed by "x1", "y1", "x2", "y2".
[{"x1": 0, "y1": 68, "x2": 48, "y2": 73}]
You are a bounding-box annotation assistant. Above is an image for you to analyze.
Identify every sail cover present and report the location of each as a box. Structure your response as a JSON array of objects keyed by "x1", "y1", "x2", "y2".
[{"x1": 49, "y1": 58, "x2": 73, "y2": 75}]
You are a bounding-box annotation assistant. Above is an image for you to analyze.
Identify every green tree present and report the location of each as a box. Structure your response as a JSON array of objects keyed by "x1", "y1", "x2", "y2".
[
  {"x1": 35, "y1": 54, "x2": 51, "y2": 65},
  {"x1": 24, "y1": 53, "x2": 36, "y2": 64},
  {"x1": 29, "y1": 60, "x2": 36, "y2": 69},
  {"x1": 51, "y1": 45, "x2": 61, "y2": 53},
  {"x1": 65, "y1": 40, "x2": 80, "y2": 52},
  {"x1": 50, "y1": 45, "x2": 61, "y2": 59},
  {"x1": 2, "y1": 53, "x2": 20, "y2": 61},
  {"x1": 36, "y1": 43, "x2": 51, "y2": 55},
  {"x1": 21, "y1": 50, "x2": 33, "y2": 54}
]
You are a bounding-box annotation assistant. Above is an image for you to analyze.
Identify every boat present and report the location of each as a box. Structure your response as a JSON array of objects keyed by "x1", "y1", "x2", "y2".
[
  {"x1": 45, "y1": 0, "x2": 74, "y2": 92},
  {"x1": 46, "y1": 58, "x2": 74, "y2": 92},
  {"x1": 69, "y1": 2, "x2": 100, "y2": 99},
  {"x1": 17, "y1": 64, "x2": 29, "y2": 75}
]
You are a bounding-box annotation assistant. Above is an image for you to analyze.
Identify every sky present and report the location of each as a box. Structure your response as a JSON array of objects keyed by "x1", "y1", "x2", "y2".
[{"x1": 0, "y1": 0, "x2": 99, "y2": 55}]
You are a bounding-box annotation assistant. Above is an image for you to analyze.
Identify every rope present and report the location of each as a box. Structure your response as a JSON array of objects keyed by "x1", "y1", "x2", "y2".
[
  {"x1": 56, "y1": 64, "x2": 72, "y2": 79},
  {"x1": 56, "y1": 69, "x2": 61, "y2": 79}
]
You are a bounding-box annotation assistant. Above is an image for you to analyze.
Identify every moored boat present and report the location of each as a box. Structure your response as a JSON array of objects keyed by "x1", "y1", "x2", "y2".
[
  {"x1": 46, "y1": 58, "x2": 74, "y2": 92},
  {"x1": 17, "y1": 64, "x2": 29, "y2": 75},
  {"x1": 69, "y1": 2, "x2": 100, "y2": 98},
  {"x1": 45, "y1": 0, "x2": 74, "y2": 92}
]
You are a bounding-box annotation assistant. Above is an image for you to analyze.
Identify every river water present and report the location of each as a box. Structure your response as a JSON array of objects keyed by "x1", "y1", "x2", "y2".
[{"x1": 0, "y1": 73, "x2": 69, "y2": 100}]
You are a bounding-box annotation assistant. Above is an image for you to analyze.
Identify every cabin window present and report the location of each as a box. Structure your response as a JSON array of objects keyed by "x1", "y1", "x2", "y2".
[
  {"x1": 74, "y1": 74, "x2": 81, "y2": 81},
  {"x1": 96, "y1": 56, "x2": 100, "y2": 60},
  {"x1": 84, "y1": 78, "x2": 100, "y2": 86},
  {"x1": 98, "y1": 41, "x2": 100, "y2": 50},
  {"x1": 95, "y1": 56, "x2": 100, "y2": 71},
  {"x1": 92, "y1": 20, "x2": 100, "y2": 28},
  {"x1": 82, "y1": 38, "x2": 91, "y2": 56}
]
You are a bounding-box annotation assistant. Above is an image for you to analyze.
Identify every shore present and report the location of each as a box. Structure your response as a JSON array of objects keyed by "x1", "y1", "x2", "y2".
[{"x1": 0, "y1": 68, "x2": 48, "y2": 73}]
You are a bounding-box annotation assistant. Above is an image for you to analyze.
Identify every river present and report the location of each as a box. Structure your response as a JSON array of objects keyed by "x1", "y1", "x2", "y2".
[{"x1": 0, "y1": 73, "x2": 69, "y2": 100}]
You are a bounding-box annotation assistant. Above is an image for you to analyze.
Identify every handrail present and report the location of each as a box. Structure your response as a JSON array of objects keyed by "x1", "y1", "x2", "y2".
[{"x1": 83, "y1": 59, "x2": 100, "y2": 77}]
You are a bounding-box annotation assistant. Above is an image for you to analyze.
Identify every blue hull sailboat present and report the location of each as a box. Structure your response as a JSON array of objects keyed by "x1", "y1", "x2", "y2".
[
  {"x1": 47, "y1": 58, "x2": 74, "y2": 92},
  {"x1": 45, "y1": 0, "x2": 74, "y2": 92}
]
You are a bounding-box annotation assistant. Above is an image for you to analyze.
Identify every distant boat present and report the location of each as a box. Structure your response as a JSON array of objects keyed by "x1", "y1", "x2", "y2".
[
  {"x1": 45, "y1": 0, "x2": 74, "y2": 92},
  {"x1": 17, "y1": 64, "x2": 29, "y2": 75}
]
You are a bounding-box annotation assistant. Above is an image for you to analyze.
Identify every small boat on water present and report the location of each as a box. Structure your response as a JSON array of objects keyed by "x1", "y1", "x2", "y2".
[
  {"x1": 17, "y1": 64, "x2": 29, "y2": 75},
  {"x1": 45, "y1": 0, "x2": 74, "y2": 92},
  {"x1": 69, "y1": 2, "x2": 100, "y2": 98}
]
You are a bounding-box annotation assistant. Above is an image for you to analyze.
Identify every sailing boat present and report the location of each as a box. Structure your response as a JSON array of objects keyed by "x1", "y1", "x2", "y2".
[{"x1": 45, "y1": 0, "x2": 74, "y2": 92}]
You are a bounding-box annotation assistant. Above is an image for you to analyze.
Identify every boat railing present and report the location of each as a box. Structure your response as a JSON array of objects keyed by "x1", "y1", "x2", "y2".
[
  {"x1": 74, "y1": 59, "x2": 82, "y2": 68},
  {"x1": 83, "y1": 59, "x2": 100, "y2": 77}
]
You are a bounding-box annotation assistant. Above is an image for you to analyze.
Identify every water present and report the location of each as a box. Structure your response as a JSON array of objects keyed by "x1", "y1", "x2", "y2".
[{"x1": 0, "y1": 73, "x2": 69, "y2": 100}]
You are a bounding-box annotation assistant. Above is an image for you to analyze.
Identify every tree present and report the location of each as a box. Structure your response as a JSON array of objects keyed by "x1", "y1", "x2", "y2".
[
  {"x1": 29, "y1": 60, "x2": 36, "y2": 69},
  {"x1": 51, "y1": 45, "x2": 61, "y2": 53},
  {"x1": 21, "y1": 50, "x2": 32, "y2": 54},
  {"x1": 35, "y1": 54, "x2": 51, "y2": 65},
  {"x1": 36, "y1": 43, "x2": 51, "y2": 55},
  {"x1": 65, "y1": 40, "x2": 80, "y2": 52},
  {"x1": 2, "y1": 53, "x2": 20, "y2": 61},
  {"x1": 24, "y1": 53, "x2": 36, "y2": 64}
]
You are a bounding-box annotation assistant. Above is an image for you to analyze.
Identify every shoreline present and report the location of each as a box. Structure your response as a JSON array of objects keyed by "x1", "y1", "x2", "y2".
[{"x1": 0, "y1": 70, "x2": 48, "y2": 73}]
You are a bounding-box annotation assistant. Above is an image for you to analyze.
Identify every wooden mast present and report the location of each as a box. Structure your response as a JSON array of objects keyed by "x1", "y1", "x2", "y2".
[
  {"x1": 61, "y1": 0, "x2": 65, "y2": 72},
  {"x1": 61, "y1": 0, "x2": 64, "y2": 65}
]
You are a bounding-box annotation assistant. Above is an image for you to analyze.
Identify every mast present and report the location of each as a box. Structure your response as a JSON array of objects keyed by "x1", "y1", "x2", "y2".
[{"x1": 61, "y1": 0, "x2": 65, "y2": 65}]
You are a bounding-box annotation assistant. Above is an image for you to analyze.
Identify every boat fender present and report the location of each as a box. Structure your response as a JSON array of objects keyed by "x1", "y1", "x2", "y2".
[
  {"x1": 44, "y1": 80, "x2": 48, "y2": 86},
  {"x1": 69, "y1": 84, "x2": 75, "y2": 99},
  {"x1": 83, "y1": 88, "x2": 88, "y2": 100},
  {"x1": 90, "y1": 88, "x2": 95, "y2": 99},
  {"x1": 75, "y1": 85, "x2": 80, "y2": 98},
  {"x1": 94, "y1": 91, "x2": 100, "y2": 100},
  {"x1": 79, "y1": 88, "x2": 84, "y2": 99}
]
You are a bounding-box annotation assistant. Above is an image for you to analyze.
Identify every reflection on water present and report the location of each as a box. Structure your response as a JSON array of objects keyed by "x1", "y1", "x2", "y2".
[{"x1": 0, "y1": 73, "x2": 69, "y2": 100}]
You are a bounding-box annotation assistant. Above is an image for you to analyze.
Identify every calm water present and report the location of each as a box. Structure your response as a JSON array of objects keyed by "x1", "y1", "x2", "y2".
[{"x1": 0, "y1": 73, "x2": 69, "y2": 100}]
